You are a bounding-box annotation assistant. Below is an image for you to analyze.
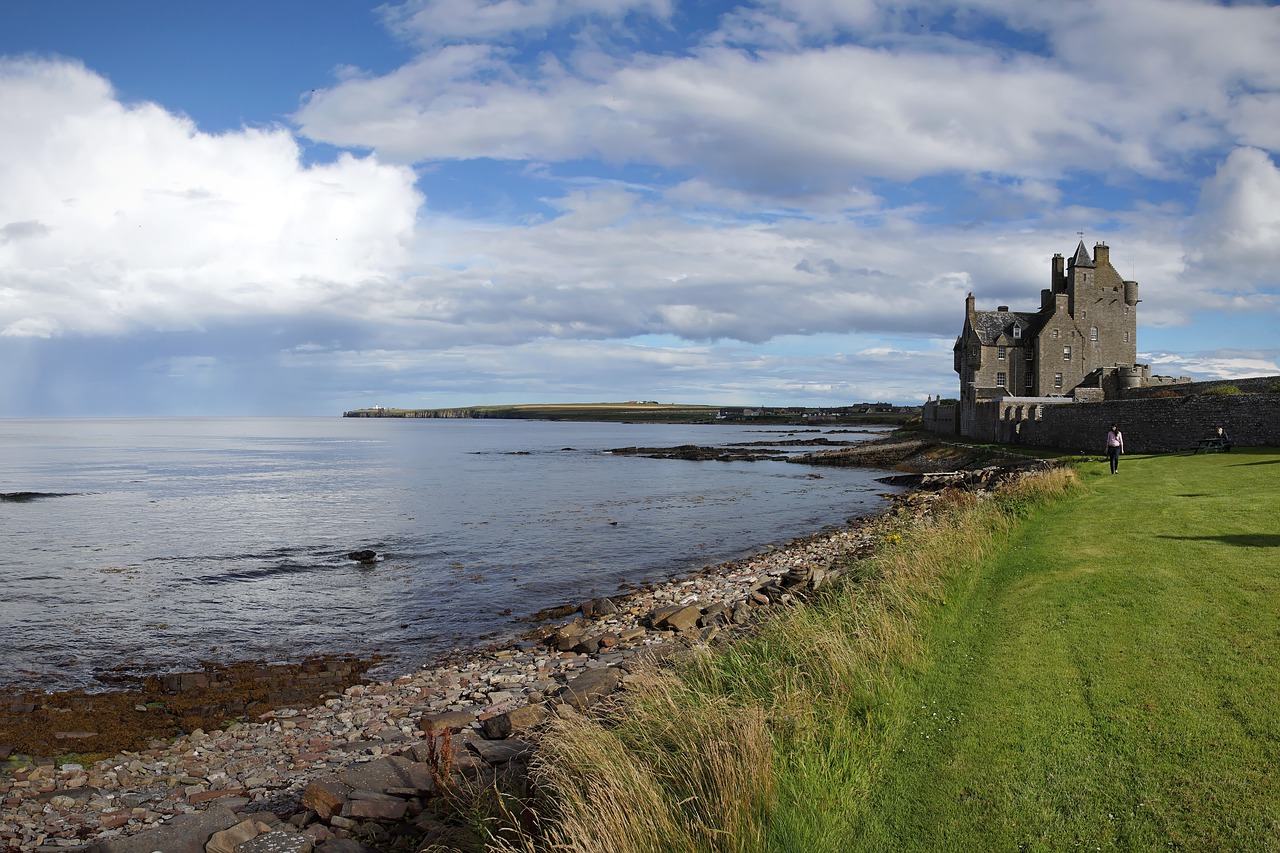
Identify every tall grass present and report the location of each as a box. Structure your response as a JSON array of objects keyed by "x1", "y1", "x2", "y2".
[{"x1": 488, "y1": 467, "x2": 1079, "y2": 852}]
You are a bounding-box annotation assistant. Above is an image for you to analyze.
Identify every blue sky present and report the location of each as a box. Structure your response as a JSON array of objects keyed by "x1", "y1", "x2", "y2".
[{"x1": 2, "y1": 0, "x2": 1278, "y2": 416}]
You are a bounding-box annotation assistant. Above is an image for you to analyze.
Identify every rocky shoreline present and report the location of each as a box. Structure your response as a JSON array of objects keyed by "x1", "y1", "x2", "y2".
[{"x1": 1, "y1": 438, "x2": 1041, "y2": 853}]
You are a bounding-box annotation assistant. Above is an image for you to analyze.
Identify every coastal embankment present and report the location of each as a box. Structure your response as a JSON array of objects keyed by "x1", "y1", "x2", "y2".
[{"x1": 0, "y1": 438, "x2": 1042, "y2": 852}]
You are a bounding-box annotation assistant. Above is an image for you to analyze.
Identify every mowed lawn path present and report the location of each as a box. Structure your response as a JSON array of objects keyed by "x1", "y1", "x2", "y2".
[{"x1": 855, "y1": 449, "x2": 1280, "y2": 851}]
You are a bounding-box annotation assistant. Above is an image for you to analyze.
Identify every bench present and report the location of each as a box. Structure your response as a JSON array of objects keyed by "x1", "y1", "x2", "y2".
[{"x1": 1196, "y1": 437, "x2": 1225, "y2": 453}]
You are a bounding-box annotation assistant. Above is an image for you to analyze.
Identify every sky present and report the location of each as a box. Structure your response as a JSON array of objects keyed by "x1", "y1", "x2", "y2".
[{"x1": 2, "y1": 0, "x2": 1278, "y2": 416}]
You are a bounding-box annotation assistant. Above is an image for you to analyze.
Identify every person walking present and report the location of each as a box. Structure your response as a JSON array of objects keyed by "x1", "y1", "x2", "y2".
[{"x1": 1106, "y1": 423, "x2": 1124, "y2": 474}]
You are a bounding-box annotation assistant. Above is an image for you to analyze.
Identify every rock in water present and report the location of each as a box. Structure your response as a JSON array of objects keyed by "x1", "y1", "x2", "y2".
[{"x1": 347, "y1": 550, "x2": 378, "y2": 563}]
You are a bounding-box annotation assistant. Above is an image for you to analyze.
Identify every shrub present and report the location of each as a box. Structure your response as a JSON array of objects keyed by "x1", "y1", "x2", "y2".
[
  {"x1": 1203, "y1": 384, "x2": 1243, "y2": 396},
  {"x1": 1269, "y1": 380, "x2": 1280, "y2": 394}
]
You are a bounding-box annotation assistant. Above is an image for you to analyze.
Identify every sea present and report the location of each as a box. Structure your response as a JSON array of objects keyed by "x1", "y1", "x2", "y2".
[{"x1": 0, "y1": 417, "x2": 900, "y2": 693}]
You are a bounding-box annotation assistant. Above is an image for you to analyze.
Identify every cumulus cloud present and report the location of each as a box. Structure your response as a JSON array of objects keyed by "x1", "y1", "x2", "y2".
[
  {"x1": 1194, "y1": 147, "x2": 1280, "y2": 266},
  {"x1": 0, "y1": 58, "x2": 422, "y2": 338}
]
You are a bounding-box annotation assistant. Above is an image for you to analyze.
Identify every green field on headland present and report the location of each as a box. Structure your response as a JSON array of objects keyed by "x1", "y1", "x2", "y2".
[
  {"x1": 342, "y1": 402, "x2": 918, "y2": 425},
  {"x1": 504, "y1": 449, "x2": 1280, "y2": 850}
]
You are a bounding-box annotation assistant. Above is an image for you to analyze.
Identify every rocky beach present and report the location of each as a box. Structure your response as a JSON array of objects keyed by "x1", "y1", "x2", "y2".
[{"x1": 1, "y1": 438, "x2": 1042, "y2": 853}]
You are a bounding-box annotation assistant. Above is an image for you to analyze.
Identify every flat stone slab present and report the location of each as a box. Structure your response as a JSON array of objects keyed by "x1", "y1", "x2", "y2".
[
  {"x1": 77, "y1": 806, "x2": 240, "y2": 853},
  {"x1": 552, "y1": 666, "x2": 621, "y2": 710},
  {"x1": 337, "y1": 755, "x2": 435, "y2": 794},
  {"x1": 238, "y1": 832, "x2": 315, "y2": 853},
  {"x1": 467, "y1": 738, "x2": 533, "y2": 765}
]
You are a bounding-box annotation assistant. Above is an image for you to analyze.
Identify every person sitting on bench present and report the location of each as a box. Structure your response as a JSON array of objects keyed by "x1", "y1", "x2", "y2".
[{"x1": 1217, "y1": 426, "x2": 1233, "y2": 452}]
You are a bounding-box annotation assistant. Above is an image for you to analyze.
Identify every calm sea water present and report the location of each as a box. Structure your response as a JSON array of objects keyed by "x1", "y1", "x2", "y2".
[{"x1": 0, "y1": 418, "x2": 898, "y2": 692}]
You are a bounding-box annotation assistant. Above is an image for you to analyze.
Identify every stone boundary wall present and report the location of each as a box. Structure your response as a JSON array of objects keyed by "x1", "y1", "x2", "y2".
[
  {"x1": 1122, "y1": 374, "x2": 1280, "y2": 400},
  {"x1": 992, "y1": 392, "x2": 1280, "y2": 452}
]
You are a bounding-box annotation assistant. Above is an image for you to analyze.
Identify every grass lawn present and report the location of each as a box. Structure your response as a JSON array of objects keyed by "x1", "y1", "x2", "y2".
[{"x1": 853, "y1": 448, "x2": 1280, "y2": 850}]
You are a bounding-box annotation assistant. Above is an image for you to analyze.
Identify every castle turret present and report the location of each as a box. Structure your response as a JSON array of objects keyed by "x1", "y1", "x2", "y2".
[
  {"x1": 1094, "y1": 242, "x2": 1109, "y2": 266},
  {"x1": 1124, "y1": 280, "x2": 1139, "y2": 305}
]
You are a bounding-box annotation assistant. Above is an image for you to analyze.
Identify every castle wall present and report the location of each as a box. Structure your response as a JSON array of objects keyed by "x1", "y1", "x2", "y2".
[
  {"x1": 984, "y1": 385, "x2": 1280, "y2": 452},
  {"x1": 922, "y1": 400, "x2": 958, "y2": 435}
]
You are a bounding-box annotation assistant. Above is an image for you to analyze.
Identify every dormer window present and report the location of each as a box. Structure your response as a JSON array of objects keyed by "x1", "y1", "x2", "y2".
[{"x1": 1012, "y1": 325, "x2": 1022, "y2": 339}]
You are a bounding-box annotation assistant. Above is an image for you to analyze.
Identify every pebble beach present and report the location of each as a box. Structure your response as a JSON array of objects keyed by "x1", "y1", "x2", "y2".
[{"x1": 2, "y1": 439, "x2": 1015, "y2": 852}]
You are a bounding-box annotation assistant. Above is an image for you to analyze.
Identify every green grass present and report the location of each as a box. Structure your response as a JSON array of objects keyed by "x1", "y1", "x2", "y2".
[
  {"x1": 493, "y1": 451, "x2": 1280, "y2": 852},
  {"x1": 853, "y1": 448, "x2": 1280, "y2": 851}
]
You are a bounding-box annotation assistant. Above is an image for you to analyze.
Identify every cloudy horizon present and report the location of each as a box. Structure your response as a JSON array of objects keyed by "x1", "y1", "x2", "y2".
[{"x1": 2, "y1": 0, "x2": 1277, "y2": 416}]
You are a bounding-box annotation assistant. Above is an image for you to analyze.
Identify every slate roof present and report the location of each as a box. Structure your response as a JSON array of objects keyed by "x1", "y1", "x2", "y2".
[
  {"x1": 1069, "y1": 240, "x2": 1094, "y2": 268},
  {"x1": 970, "y1": 309, "x2": 1042, "y2": 345}
]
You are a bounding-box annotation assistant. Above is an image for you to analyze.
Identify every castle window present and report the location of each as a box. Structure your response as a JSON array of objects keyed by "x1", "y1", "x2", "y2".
[
  {"x1": 1124, "y1": 331, "x2": 1130, "y2": 343},
  {"x1": 1025, "y1": 372, "x2": 1034, "y2": 388},
  {"x1": 1125, "y1": 305, "x2": 1130, "y2": 315},
  {"x1": 998, "y1": 346, "x2": 1006, "y2": 360},
  {"x1": 1013, "y1": 325, "x2": 1022, "y2": 339},
  {"x1": 1063, "y1": 346, "x2": 1072, "y2": 361},
  {"x1": 1052, "y1": 329, "x2": 1059, "y2": 339},
  {"x1": 1025, "y1": 348, "x2": 1034, "y2": 360},
  {"x1": 1054, "y1": 373, "x2": 1063, "y2": 388},
  {"x1": 996, "y1": 372, "x2": 1007, "y2": 388},
  {"x1": 1090, "y1": 326, "x2": 1098, "y2": 341}
]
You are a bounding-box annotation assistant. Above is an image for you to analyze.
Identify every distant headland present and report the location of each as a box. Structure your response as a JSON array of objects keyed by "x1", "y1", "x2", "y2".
[{"x1": 342, "y1": 401, "x2": 921, "y2": 426}]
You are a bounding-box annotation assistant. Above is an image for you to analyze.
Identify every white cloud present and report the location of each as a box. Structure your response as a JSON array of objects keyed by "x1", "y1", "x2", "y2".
[
  {"x1": 0, "y1": 58, "x2": 422, "y2": 337},
  {"x1": 1142, "y1": 349, "x2": 1280, "y2": 381},
  {"x1": 299, "y1": 0, "x2": 1280, "y2": 198},
  {"x1": 1194, "y1": 147, "x2": 1280, "y2": 265}
]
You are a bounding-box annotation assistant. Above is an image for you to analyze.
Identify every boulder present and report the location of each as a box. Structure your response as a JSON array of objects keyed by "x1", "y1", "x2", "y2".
[
  {"x1": 581, "y1": 597, "x2": 619, "y2": 618},
  {"x1": 552, "y1": 667, "x2": 621, "y2": 710},
  {"x1": 341, "y1": 796, "x2": 408, "y2": 821},
  {"x1": 480, "y1": 703, "x2": 549, "y2": 740},
  {"x1": 418, "y1": 709, "x2": 478, "y2": 732},
  {"x1": 572, "y1": 635, "x2": 602, "y2": 655},
  {"x1": 206, "y1": 819, "x2": 266, "y2": 853},
  {"x1": 301, "y1": 779, "x2": 352, "y2": 821},
  {"x1": 346, "y1": 550, "x2": 377, "y2": 563},
  {"x1": 651, "y1": 604, "x2": 701, "y2": 633}
]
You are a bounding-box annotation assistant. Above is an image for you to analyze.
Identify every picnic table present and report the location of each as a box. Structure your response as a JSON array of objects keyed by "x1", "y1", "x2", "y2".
[{"x1": 1196, "y1": 437, "x2": 1226, "y2": 453}]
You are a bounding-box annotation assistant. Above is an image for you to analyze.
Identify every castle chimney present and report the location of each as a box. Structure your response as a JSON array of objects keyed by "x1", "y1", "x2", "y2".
[
  {"x1": 1094, "y1": 242, "x2": 1110, "y2": 266},
  {"x1": 1052, "y1": 253, "x2": 1065, "y2": 292},
  {"x1": 997, "y1": 305, "x2": 1009, "y2": 312}
]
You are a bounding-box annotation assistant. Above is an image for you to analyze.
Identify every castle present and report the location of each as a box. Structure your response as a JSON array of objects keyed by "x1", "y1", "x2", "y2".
[{"x1": 949, "y1": 240, "x2": 1186, "y2": 438}]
